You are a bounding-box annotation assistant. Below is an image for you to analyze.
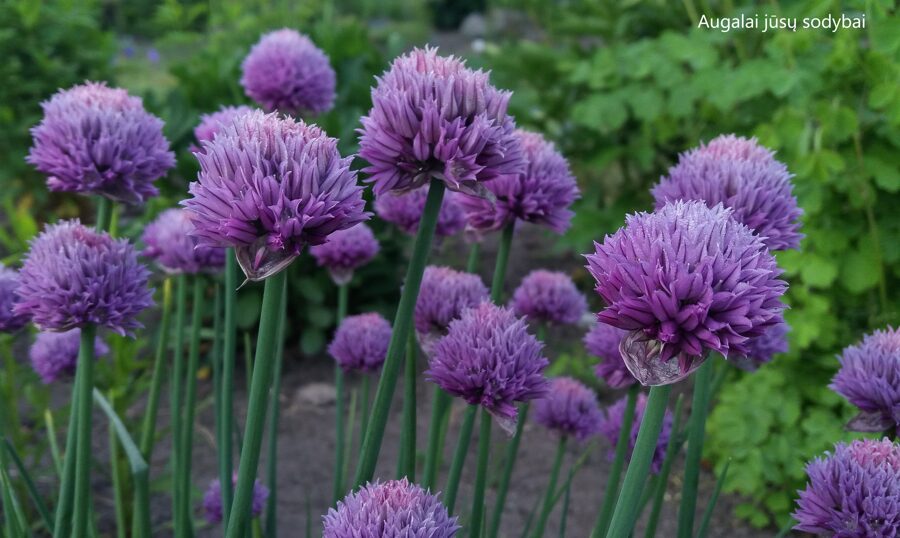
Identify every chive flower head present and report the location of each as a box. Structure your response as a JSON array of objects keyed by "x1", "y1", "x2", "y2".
[
  {"x1": 0, "y1": 265, "x2": 29, "y2": 333},
  {"x1": 374, "y1": 185, "x2": 467, "y2": 237},
  {"x1": 730, "y1": 321, "x2": 789, "y2": 372},
  {"x1": 584, "y1": 322, "x2": 634, "y2": 389},
  {"x1": 533, "y1": 377, "x2": 603, "y2": 441},
  {"x1": 510, "y1": 269, "x2": 587, "y2": 326},
  {"x1": 193, "y1": 105, "x2": 255, "y2": 150},
  {"x1": 310, "y1": 223, "x2": 380, "y2": 284},
  {"x1": 831, "y1": 327, "x2": 900, "y2": 435},
  {"x1": 414, "y1": 266, "x2": 489, "y2": 355},
  {"x1": 142, "y1": 209, "x2": 225, "y2": 274},
  {"x1": 29, "y1": 329, "x2": 109, "y2": 384},
  {"x1": 328, "y1": 313, "x2": 392, "y2": 374}
]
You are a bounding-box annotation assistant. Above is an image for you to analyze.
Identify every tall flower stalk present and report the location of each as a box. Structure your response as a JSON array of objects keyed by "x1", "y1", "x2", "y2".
[
  {"x1": 331, "y1": 283, "x2": 349, "y2": 503},
  {"x1": 592, "y1": 385, "x2": 638, "y2": 537}
]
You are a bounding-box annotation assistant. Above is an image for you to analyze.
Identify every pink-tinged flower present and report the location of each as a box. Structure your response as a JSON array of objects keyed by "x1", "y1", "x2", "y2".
[
  {"x1": 142, "y1": 209, "x2": 225, "y2": 274},
  {"x1": 831, "y1": 327, "x2": 900, "y2": 435},
  {"x1": 729, "y1": 322, "x2": 789, "y2": 372},
  {"x1": 29, "y1": 329, "x2": 109, "y2": 384},
  {"x1": 310, "y1": 223, "x2": 380, "y2": 285},
  {"x1": 533, "y1": 377, "x2": 603, "y2": 441},
  {"x1": 374, "y1": 185, "x2": 467, "y2": 237},
  {"x1": 510, "y1": 270, "x2": 587, "y2": 326},
  {"x1": 240, "y1": 29, "x2": 336, "y2": 117},
  {"x1": 414, "y1": 266, "x2": 488, "y2": 355},
  {"x1": 193, "y1": 105, "x2": 255, "y2": 150},
  {"x1": 584, "y1": 322, "x2": 634, "y2": 389},
  {"x1": 328, "y1": 313, "x2": 392, "y2": 374},
  {"x1": 27, "y1": 81, "x2": 174, "y2": 204},
  {"x1": 183, "y1": 110, "x2": 367, "y2": 281},
  {"x1": 0, "y1": 265, "x2": 29, "y2": 333},
  {"x1": 14, "y1": 220, "x2": 153, "y2": 335},
  {"x1": 460, "y1": 129, "x2": 579, "y2": 233},
  {"x1": 358, "y1": 47, "x2": 525, "y2": 196},
  {"x1": 202, "y1": 476, "x2": 268, "y2": 525},
  {"x1": 324, "y1": 479, "x2": 459, "y2": 538},
  {"x1": 584, "y1": 201, "x2": 787, "y2": 386},
  {"x1": 599, "y1": 393, "x2": 673, "y2": 474},
  {"x1": 652, "y1": 134, "x2": 803, "y2": 251}
]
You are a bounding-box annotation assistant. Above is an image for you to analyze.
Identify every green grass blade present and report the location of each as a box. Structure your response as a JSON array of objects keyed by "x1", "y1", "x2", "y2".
[
  {"x1": 677, "y1": 359, "x2": 714, "y2": 538},
  {"x1": 3, "y1": 438, "x2": 54, "y2": 531},
  {"x1": 696, "y1": 460, "x2": 730, "y2": 538},
  {"x1": 44, "y1": 410, "x2": 63, "y2": 477},
  {"x1": 644, "y1": 394, "x2": 685, "y2": 538}
]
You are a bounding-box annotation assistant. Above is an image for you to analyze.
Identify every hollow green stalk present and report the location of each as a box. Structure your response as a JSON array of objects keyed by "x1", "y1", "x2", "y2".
[
  {"x1": 422, "y1": 388, "x2": 451, "y2": 490},
  {"x1": 677, "y1": 359, "x2": 713, "y2": 538},
  {"x1": 359, "y1": 375, "x2": 371, "y2": 445},
  {"x1": 221, "y1": 250, "x2": 238, "y2": 524},
  {"x1": 332, "y1": 283, "x2": 349, "y2": 504},
  {"x1": 95, "y1": 197, "x2": 112, "y2": 233},
  {"x1": 72, "y1": 324, "x2": 97, "y2": 538},
  {"x1": 443, "y1": 404, "x2": 478, "y2": 513},
  {"x1": 168, "y1": 273, "x2": 188, "y2": 531},
  {"x1": 487, "y1": 403, "x2": 529, "y2": 538},
  {"x1": 138, "y1": 277, "x2": 172, "y2": 459},
  {"x1": 340, "y1": 388, "x2": 358, "y2": 497},
  {"x1": 592, "y1": 384, "x2": 639, "y2": 537},
  {"x1": 265, "y1": 286, "x2": 288, "y2": 538},
  {"x1": 176, "y1": 277, "x2": 204, "y2": 535},
  {"x1": 644, "y1": 394, "x2": 685, "y2": 538},
  {"x1": 466, "y1": 242, "x2": 481, "y2": 273},
  {"x1": 109, "y1": 394, "x2": 127, "y2": 538},
  {"x1": 532, "y1": 436, "x2": 567, "y2": 538},
  {"x1": 490, "y1": 221, "x2": 515, "y2": 304},
  {"x1": 397, "y1": 331, "x2": 417, "y2": 480},
  {"x1": 696, "y1": 460, "x2": 730, "y2": 538},
  {"x1": 470, "y1": 409, "x2": 493, "y2": 538}
]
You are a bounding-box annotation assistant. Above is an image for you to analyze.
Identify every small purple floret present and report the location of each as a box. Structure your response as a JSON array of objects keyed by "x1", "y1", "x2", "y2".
[
  {"x1": 0, "y1": 265, "x2": 29, "y2": 333},
  {"x1": 374, "y1": 185, "x2": 467, "y2": 237},
  {"x1": 729, "y1": 322, "x2": 790, "y2": 372},
  {"x1": 328, "y1": 313, "x2": 392, "y2": 374},
  {"x1": 584, "y1": 322, "x2": 634, "y2": 389},
  {"x1": 415, "y1": 266, "x2": 488, "y2": 354},
  {"x1": 533, "y1": 377, "x2": 603, "y2": 441},
  {"x1": 510, "y1": 270, "x2": 586, "y2": 326},
  {"x1": 831, "y1": 327, "x2": 900, "y2": 435},
  {"x1": 193, "y1": 105, "x2": 255, "y2": 150},
  {"x1": 310, "y1": 223, "x2": 380, "y2": 285},
  {"x1": 29, "y1": 329, "x2": 109, "y2": 384},
  {"x1": 142, "y1": 209, "x2": 225, "y2": 274},
  {"x1": 599, "y1": 393, "x2": 673, "y2": 474},
  {"x1": 202, "y1": 476, "x2": 268, "y2": 525}
]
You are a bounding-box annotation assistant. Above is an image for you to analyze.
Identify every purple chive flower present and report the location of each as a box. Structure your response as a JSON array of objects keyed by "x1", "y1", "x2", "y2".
[
  {"x1": 533, "y1": 377, "x2": 603, "y2": 441},
  {"x1": 830, "y1": 327, "x2": 900, "y2": 435},
  {"x1": 324, "y1": 479, "x2": 460, "y2": 538},
  {"x1": 14, "y1": 220, "x2": 153, "y2": 335},
  {"x1": 729, "y1": 322, "x2": 790, "y2": 372},
  {"x1": 309, "y1": 223, "x2": 380, "y2": 285},
  {"x1": 29, "y1": 329, "x2": 109, "y2": 384},
  {"x1": 358, "y1": 46, "x2": 525, "y2": 196},
  {"x1": 0, "y1": 265, "x2": 29, "y2": 333},
  {"x1": 374, "y1": 184, "x2": 467, "y2": 237},
  {"x1": 193, "y1": 105, "x2": 255, "y2": 151},
  {"x1": 652, "y1": 134, "x2": 803, "y2": 251},
  {"x1": 202, "y1": 476, "x2": 269, "y2": 525},
  {"x1": 240, "y1": 29, "x2": 336, "y2": 117},
  {"x1": 27, "y1": 81, "x2": 175, "y2": 205},
  {"x1": 584, "y1": 201, "x2": 787, "y2": 386},
  {"x1": 426, "y1": 302, "x2": 549, "y2": 431},
  {"x1": 793, "y1": 438, "x2": 900, "y2": 536},
  {"x1": 460, "y1": 129, "x2": 579, "y2": 233},
  {"x1": 142, "y1": 209, "x2": 225, "y2": 274},
  {"x1": 414, "y1": 266, "x2": 489, "y2": 355},
  {"x1": 599, "y1": 393, "x2": 673, "y2": 474},
  {"x1": 328, "y1": 313, "x2": 392, "y2": 374},
  {"x1": 183, "y1": 110, "x2": 367, "y2": 281},
  {"x1": 584, "y1": 322, "x2": 634, "y2": 390},
  {"x1": 510, "y1": 270, "x2": 587, "y2": 327}
]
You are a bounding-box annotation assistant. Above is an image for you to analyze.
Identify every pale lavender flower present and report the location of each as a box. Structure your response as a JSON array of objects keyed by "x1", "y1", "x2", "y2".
[
  {"x1": 511, "y1": 270, "x2": 587, "y2": 326},
  {"x1": 831, "y1": 327, "x2": 900, "y2": 435},
  {"x1": 533, "y1": 377, "x2": 603, "y2": 441},
  {"x1": 0, "y1": 265, "x2": 29, "y2": 333},
  {"x1": 29, "y1": 329, "x2": 109, "y2": 384},
  {"x1": 328, "y1": 313, "x2": 392, "y2": 374},
  {"x1": 374, "y1": 185, "x2": 467, "y2": 237},
  {"x1": 414, "y1": 266, "x2": 488, "y2": 354},
  {"x1": 309, "y1": 223, "x2": 380, "y2": 285},
  {"x1": 599, "y1": 393, "x2": 672, "y2": 474},
  {"x1": 584, "y1": 322, "x2": 634, "y2": 389},
  {"x1": 142, "y1": 209, "x2": 225, "y2": 274},
  {"x1": 202, "y1": 476, "x2": 269, "y2": 525},
  {"x1": 193, "y1": 105, "x2": 255, "y2": 150},
  {"x1": 729, "y1": 322, "x2": 790, "y2": 372}
]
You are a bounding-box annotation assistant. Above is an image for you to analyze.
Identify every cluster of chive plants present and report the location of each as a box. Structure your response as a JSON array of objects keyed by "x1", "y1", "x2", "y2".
[{"x1": 0, "y1": 24, "x2": 897, "y2": 538}]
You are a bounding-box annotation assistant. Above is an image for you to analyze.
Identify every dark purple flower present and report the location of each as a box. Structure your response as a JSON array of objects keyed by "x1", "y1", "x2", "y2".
[
  {"x1": 652, "y1": 134, "x2": 803, "y2": 251},
  {"x1": 414, "y1": 266, "x2": 488, "y2": 354},
  {"x1": 599, "y1": 393, "x2": 672, "y2": 474},
  {"x1": 533, "y1": 377, "x2": 603, "y2": 441},
  {"x1": 584, "y1": 201, "x2": 787, "y2": 386},
  {"x1": 729, "y1": 322, "x2": 790, "y2": 372},
  {"x1": 202, "y1": 476, "x2": 269, "y2": 525},
  {"x1": 831, "y1": 327, "x2": 900, "y2": 435},
  {"x1": 358, "y1": 47, "x2": 525, "y2": 196},
  {"x1": 324, "y1": 478, "x2": 459, "y2": 538},
  {"x1": 142, "y1": 209, "x2": 225, "y2": 274},
  {"x1": 27, "y1": 81, "x2": 175, "y2": 204},
  {"x1": 793, "y1": 438, "x2": 900, "y2": 536},
  {"x1": 0, "y1": 265, "x2": 29, "y2": 333},
  {"x1": 328, "y1": 313, "x2": 392, "y2": 374},
  {"x1": 584, "y1": 322, "x2": 634, "y2": 389},
  {"x1": 183, "y1": 110, "x2": 367, "y2": 281},
  {"x1": 374, "y1": 184, "x2": 467, "y2": 237},
  {"x1": 240, "y1": 29, "x2": 336, "y2": 117},
  {"x1": 14, "y1": 220, "x2": 153, "y2": 335},
  {"x1": 29, "y1": 329, "x2": 109, "y2": 384},
  {"x1": 510, "y1": 270, "x2": 586, "y2": 326},
  {"x1": 426, "y1": 302, "x2": 549, "y2": 431},
  {"x1": 309, "y1": 223, "x2": 380, "y2": 285},
  {"x1": 193, "y1": 105, "x2": 255, "y2": 150},
  {"x1": 460, "y1": 129, "x2": 579, "y2": 233}
]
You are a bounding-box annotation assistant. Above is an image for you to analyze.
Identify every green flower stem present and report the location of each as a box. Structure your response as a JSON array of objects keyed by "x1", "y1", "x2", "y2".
[
  {"x1": 490, "y1": 220, "x2": 515, "y2": 303},
  {"x1": 604, "y1": 385, "x2": 672, "y2": 538},
  {"x1": 558, "y1": 471, "x2": 572, "y2": 538},
  {"x1": 677, "y1": 359, "x2": 713, "y2": 538},
  {"x1": 359, "y1": 375, "x2": 371, "y2": 444},
  {"x1": 353, "y1": 179, "x2": 445, "y2": 487},
  {"x1": 340, "y1": 388, "x2": 358, "y2": 498},
  {"x1": 95, "y1": 197, "x2": 112, "y2": 232},
  {"x1": 443, "y1": 404, "x2": 478, "y2": 513},
  {"x1": 592, "y1": 385, "x2": 639, "y2": 538},
  {"x1": 176, "y1": 277, "x2": 204, "y2": 535},
  {"x1": 644, "y1": 394, "x2": 685, "y2": 538},
  {"x1": 109, "y1": 395, "x2": 127, "y2": 538},
  {"x1": 397, "y1": 331, "x2": 417, "y2": 480},
  {"x1": 470, "y1": 409, "x2": 493, "y2": 538},
  {"x1": 332, "y1": 282, "x2": 349, "y2": 504},
  {"x1": 221, "y1": 250, "x2": 238, "y2": 524},
  {"x1": 696, "y1": 460, "x2": 730, "y2": 538},
  {"x1": 244, "y1": 331, "x2": 254, "y2": 394},
  {"x1": 487, "y1": 403, "x2": 529, "y2": 538},
  {"x1": 422, "y1": 388, "x2": 451, "y2": 490},
  {"x1": 72, "y1": 324, "x2": 97, "y2": 538},
  {"x1": 532, "y1": 436, "x2": 568, "y2": 538},
  {"x1": 225, "y1": 270, "x2": 288, "y2": 538},
  {"x1": 138, "y1": 277, "x2": 172, "y2": 458},
  {"x1": 265, "y1": 287, "x2": 288, "y2": 538},
  {"x1": 53, "y1": 392, "x2": 79, "y2": 536},
  {"x1": 168, "y1": 273, "x2": 188, "y2": 531},
  {"x1": 466, "y1": 242, "x2": 481, "y2": 273}
]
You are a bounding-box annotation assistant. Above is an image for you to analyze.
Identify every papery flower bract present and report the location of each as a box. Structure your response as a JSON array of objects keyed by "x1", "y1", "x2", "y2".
[
  {"x1": 358, "y1": 47, "x2": 525, "y2": 196},
  {"x1": 599, "y1": 393, "x2": 672, "y2": 474},
  {"x1": 584, "y1": 322, "x2": 634, "y2": 389},
  {"x1": 328, "y1": 313, "x2": 392, "y2": 374},
  {"x1": 202, "y1": 476, "x2": 269, "y2": 525},
  {"x1": 14, "y1": 220, "x2": 153, "y2": 335},
  {"x1": 27, "y1": 81, "x2": 174, "y2": 204},
  {"x1": 183, "y1": 110, "x2": 367, "y2": 281},
  {"x1": 324, "y1": 478, "x2": 460, "y2": 538},
  {"x1": 729, "y1": 322, "x2": 789, "y2": 372},
  {"x1": 414, "y1": 266, "x2": 488, "y2": 354},
  {"x1": 426, "y1": 302, "x2": 549, "y2": 431},
  {"x1": 309, "y1": 223, "x2": 380, "y2": 285},
  {"x1": 793, "y1": 438, "x2": 900, "y2": 536},
  {"x1": 510, "y1": 269, "x2": 587, "y2": 326},
  {"x1": 29, "y1": 329, "x2": 109, "y2": 384},
  {"x1": 831, "y1": 327, "x2": 900, "y2": 435},
  {"x1": 533, "y1": 377, "x2": 603, "y2": 441},
  {"x1": 142, "y1": 209, "x2": 225, "y2": 274},
  {"x1": 193, "y1": 105, "x2": 255, "y2": 150},
  {"x1": 0, "y1": 265, "x2": 29, "y2": 333},
  {"x1": 651, "y1": 134, "x2": 802, "y2": 251},
  {"x1": 240, "y1": 29, "x2": 336, "y2": 117},
  {"x1": 460, "y1": 129, "x2": 579, "y2": 233},
  {"x1": 585, "y1": 201, "x2": 786, "y2": 386},
  {"x1": 374, "y1": 185, "x2": 467, "y2": 237}
]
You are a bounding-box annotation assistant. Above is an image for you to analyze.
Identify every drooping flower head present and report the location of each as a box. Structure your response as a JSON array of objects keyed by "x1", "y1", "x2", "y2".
[
  {"x1": 652, "y1": 134, "x2": 802, "y2": 251},
  {"x1": 793, "y1": 438, "x2": 900, "y2": 536},
  {"x1": 202, "y1": 476, "x2": 269, "y2": 525},
  {"x1": 0, "y1": 265, "x2": 29, "y2": 333},
  {"x1": 831, "y1": 327, "x2": 900, "y2": 435},
  {"x1": 584, "y1": 201, "x2": 787, "y2": 386},
  {"x1": 359, "y1": 47, "x2": 525, "y2": 196},
  {"x1": 729, "y1": 322, "x2": 790, "y2": 372},
  {"x1": 193, "y1": 105, "x2": 255, "y2": 150},
  {"x1": 599, "y1": 393, "x2": 673, "y2": 474},
  {"x1": 309, "y1": 223, "x2": 380, "y2": 285},
  {"x1": 328, "y1": 313, "x2": 392, "y2": 374},
  {"x1": 240, "y1": 29, "x2": 336, "y2": 117},
  {"x1": 584, "y1": 322, "x2": 634, "y2": 389},
  {"x1": 374, "y1": 185, "x2": 467, "y2": 237},
  {"x1": 29, "y1": 329, "x2": 109, "y2": 384},
  {"x1": 27, "y1": 81, "x2": 175, "y2": 204},
  {"x1": 142, "y1": 209, "x2": 226, "y2": 274},
  {"x1": 14, "y1": 220, "x2": 153, "y2": 335},
  {"x1": 324, "y1": 478, "x2": 459, "y2": 538},
  {"x1": 533, "y1": 377, "x2": 603, "y2": 441},
  {"x1": 414, "y1": 266, "x2": 488, "y2": 354},
  {"x1": 183, "y1": 110, "x2": 368, "y2": 280},
  {"x1": 426, "y1": 302, "x2": 549, "y2": 430},
  {"x1": 510, "y1": 270, "x2": 587, "y2": 327},
  {"x1": 461, "y1": 129, "x2": 579, "y2": 233}
]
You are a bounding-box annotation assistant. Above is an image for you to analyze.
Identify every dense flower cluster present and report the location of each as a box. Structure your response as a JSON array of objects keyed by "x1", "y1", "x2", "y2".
[
  {"x1": 359, "y1": 47, "x2": 524, "y2": 195},
  {"x1": 142, "y1": 209, "x2": 225, "y2": 274},
  {"x1": 533, "y1": 377, "x2": 603, "y2": 441},
  {"x1": 29, "y1": 329, "x2": 109, "y2": 384},
  {"x1": 202, "y1": 476, "x2": 269, "y2": 525},
  {"x1": 599, "y1": 393, "x2": 673, "y2": 474},
  {"x1": 0, "y1": 265, "x2": 29, "y2": 333},
  {"x1": 27, "y1": 82, "x2": 174, "y2": 204},
  {"x1": 309, "y1": 223, "x2": 380, "y2": 284},
  {"x1": 328, "y1": 313, "x2": 392, "y2": 374},
  {"x1": 584, "y1": 322, "x2": 634, "y2": 389},
  {"x1": 510, "y1": 269, "x2": 586, "y2": 326},
  {"x1": 585, "y1": 201, "x2": 786, "y2": 385},
  {"x1": 193, "y1": 105, "x2": 255, "y2": 149},
  {"x1": 831, "y1": 327, "x2": 900, "y2": 435},
  {"x1": 729, "y1": 322, "x2": 789, "y2": 372},
  {"x1": 374, "y1": 185, "x2": 467, "y2": 237},
  {"x1": 414, "y1": 266, "x2": 488, "y2": 354}
]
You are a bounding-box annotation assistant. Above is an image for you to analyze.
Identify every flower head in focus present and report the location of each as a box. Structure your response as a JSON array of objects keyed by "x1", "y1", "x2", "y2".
[
  {"x1": 831, "y1": 327, "x2": 900, "y2": 435},
  {"x1": 0, "y1": 265, "x2": 29, "y2": 333},
  {"x1": 599, "y1": 393, "x2": 673, "y2": 474},
  {"x1": 142, "y1": 209, "x2": 225, "y2": 274},
  {"x1": 584, "y1": 322, "x2": 634, "y2": 389},
  {"x1": 29, "y1": 329, "x2": 109, "y2": 384},
  {"x1": 310, "y1": 223, "x2": 380, "y2": 285},
  {"x1": 328, "y1": 313, "x2": 392, "y2": 374},
  {"x1": 374, "y1": 184, "x2": 467, "y2": 237},
  {"x1": 533, "y1": 377, "x2": 603, "y2": 441},
  {"x1": 414, "y1": 266, "x2": 488, "y2": 354},
  {"x1": 202, "y1": 476, "x2": 269, "y2": 525},
  {"x1": 510, "y1": 270, "x2": 586, "y2": 326}
]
